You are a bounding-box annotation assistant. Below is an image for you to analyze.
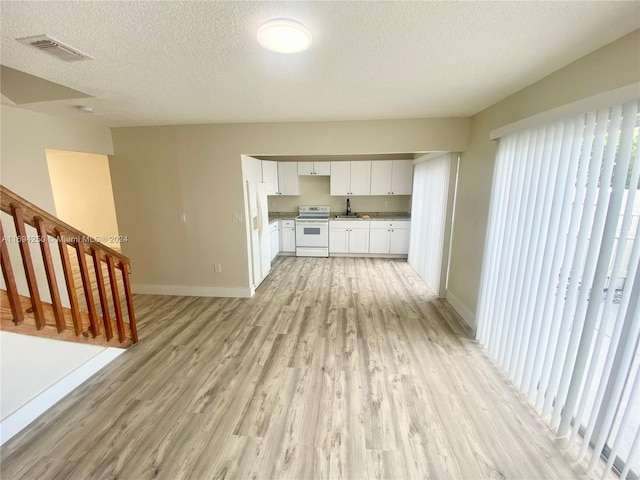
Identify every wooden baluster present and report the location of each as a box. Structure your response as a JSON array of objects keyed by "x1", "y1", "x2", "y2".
[
  {"x1": 11, "y1": 205, "x2": 45, "y2": 329},
  {"x1": 106, "y1": 255, "x2": 126, "y2": 342},
  {"x1": 0, "y1": 222, "x2": 24, "y2": 324},
  {"x1": 35, "y1": 217, "x2": 66, "y2": 332},
  {"x1": 91, "y1": 248, "x2": 112, "y2": 341},
  {"x1": 120, "y1": 261, "x2": 138, "y2": 344},
  {"x1": 56, "y1": 229, "x2": 83, "y2": 336},
  {"x1": 75, "y1": 240, "x2": 100, "y2": 337}
]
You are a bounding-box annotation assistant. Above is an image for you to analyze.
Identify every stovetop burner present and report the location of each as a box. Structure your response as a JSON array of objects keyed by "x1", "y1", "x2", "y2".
[{"x1": 296, "y1": 205, "x2": 330, "y2": 221}]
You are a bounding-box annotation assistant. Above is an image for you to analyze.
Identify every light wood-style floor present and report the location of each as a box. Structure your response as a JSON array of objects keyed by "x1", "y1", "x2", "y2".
[{"x1": 1, "y1": 257, "x2": 581, "y2": 480}]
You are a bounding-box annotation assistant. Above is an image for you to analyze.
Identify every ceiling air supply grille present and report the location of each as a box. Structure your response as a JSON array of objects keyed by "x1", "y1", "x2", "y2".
[{"x1": 16, "y1": 35, "x2": 93, "y2": 62}]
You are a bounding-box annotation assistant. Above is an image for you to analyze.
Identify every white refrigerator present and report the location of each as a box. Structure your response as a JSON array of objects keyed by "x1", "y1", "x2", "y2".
[{"x1": 247, "y1": 180, "x2": 271, "y2": 289}]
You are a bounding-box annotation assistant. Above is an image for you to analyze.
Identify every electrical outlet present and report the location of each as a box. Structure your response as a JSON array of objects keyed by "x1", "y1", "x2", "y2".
[
  {"x1": 232, "y1": 212, "x2": 243, "y2": 223},
  {"x1": 179, "y1": 212, "x2": 187, "y2": 223},
  {"x1": 384, "y1": 201, "x2": 389, "y2": 207},
  {"x1": 214, "y1": 264, "x2": 222, "y2": 273}
]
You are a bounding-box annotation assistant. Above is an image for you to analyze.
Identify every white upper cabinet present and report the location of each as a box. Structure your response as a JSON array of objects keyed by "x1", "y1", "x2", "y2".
[
  {"x1": 298, "y1": 161, "x2": 330, "y2": 176},
  {"x1": 391, "y1": 160, "x2": 414, "y2": 195},
  {"x1": 330, "y1": 161, "x2": 350, "y2": 195},
  {"x1": 370, "y1": 161, "x2": 393, "y2": 195},
  {"x1": 276, "y1": 162, "x2": 299, "y2": 195},
  {"x1": 349, "y1": 162, "x2": 371, "y2": 195},
  {"x1": 313, "y1": 161, "x2": 331, "y2": 176},
  {"x1": 330, "y1": 161, "x2": 371, "y2": 196},
  {"x1": 370, "y1": 160, "x2": 413, "y2": 195},
  {"x1": 262, "y1": 160, "x2": 279, "y2": 196}
]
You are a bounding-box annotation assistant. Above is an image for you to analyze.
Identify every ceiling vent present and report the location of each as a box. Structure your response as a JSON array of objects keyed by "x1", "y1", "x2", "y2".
[{"x1": 16, "y1": 35, "x2": 93, "y2": 62}]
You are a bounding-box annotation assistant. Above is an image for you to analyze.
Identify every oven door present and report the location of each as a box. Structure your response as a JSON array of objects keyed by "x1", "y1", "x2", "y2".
[{"x1": 295, "y1": 220, "x2": 329, "y2": 247}]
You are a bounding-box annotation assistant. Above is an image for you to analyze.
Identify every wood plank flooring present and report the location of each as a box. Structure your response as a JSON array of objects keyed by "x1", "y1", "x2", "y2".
[{"x1": 0, "y1": 257, "x2": 582, "y2": 480}]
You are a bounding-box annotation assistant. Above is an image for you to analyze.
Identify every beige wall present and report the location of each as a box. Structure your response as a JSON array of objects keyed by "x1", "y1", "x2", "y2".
[
  {"x1": 110, "y1": 118, "x2": 470, "y2": 291},
  {"x1": 46, "y1": 149, "x2": 121, "y2": 250},
  {"x1": 268, "y1": 175, "x2": 411, "y2": 213},
  {"x1": 447, "y1": 29, "x2": 640, "y2": 326},
  {"x1": 1, "y1": 106, "x2": 114, "y2": 211}
]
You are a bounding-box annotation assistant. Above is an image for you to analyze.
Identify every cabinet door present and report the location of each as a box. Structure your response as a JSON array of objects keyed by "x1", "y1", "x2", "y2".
[
  {"x1": 370, "y1": 161, "x2": 393, "y2": 195},
  {"x1": 314, "y1": 161, "x2": 331, "y2": 176},
  {"x1": 329, "y1": 227, "x2": 349, "y2": 253},
  {"x1": 389, "y1": 228, "x2": 411, "y2": 254},
  {"x1": 330, "y1": 162, "x2": 350, "y2": 196},
  {"x1": 282, "y1": 227, "x2": 296, "y2": 252},
  {"x1": 277, "y1": 162, "x2": 300, "y2": 195},
  {"x1": 391, "y1": 160, "x2": 414, "y2": 195},
  {"x1": 369, "y1": 228, "x2": 390, "y2": 254},
  {"x1": 297, "y1": 163, "x2": 314, "y2": 176},
  {"x1": 262, "y1": 160, "x2": 279, "y2": 196},
  {"x1": 349, "y1": 161, "x2": 371, "y2": 195},
  {"x1": 349, "y1": 228, "x2": 370, "y2": 254}
]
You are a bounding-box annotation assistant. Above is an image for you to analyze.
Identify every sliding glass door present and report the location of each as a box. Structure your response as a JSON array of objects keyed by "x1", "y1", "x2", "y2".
[{"x1": 476, "y1": 100, "x2": 639, "y2": 479}]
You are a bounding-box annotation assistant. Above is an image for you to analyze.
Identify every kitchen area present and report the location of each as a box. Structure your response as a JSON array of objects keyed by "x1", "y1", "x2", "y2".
[
  {"x1": 244, "y1": 152, "x2": 455, "y2": 297},
  {"x1": 262, "y1": 158, "x2": 413, "y2": 261}
]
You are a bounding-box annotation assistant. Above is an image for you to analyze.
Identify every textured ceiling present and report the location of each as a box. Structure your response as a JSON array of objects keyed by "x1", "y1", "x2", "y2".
[{"x1": 1, "y1": 1, "x2": 638, "y2": 127}]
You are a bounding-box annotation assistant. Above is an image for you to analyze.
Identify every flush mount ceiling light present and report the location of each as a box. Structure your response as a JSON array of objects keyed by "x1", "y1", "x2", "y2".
[{"x1": 257, "y1": 18, "x2": 312, "y2": 53}]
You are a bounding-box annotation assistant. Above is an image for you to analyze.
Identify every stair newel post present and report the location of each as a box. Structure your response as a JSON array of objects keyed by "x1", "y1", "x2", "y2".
[
  {"x1": 0, "y1": 221, "x2": 24, "y2": 324},
  {"x1": 11, "y1": 205, "x2": 45, "y2": 329},
  {"x1": 120, "y1": 261, "x2": 138, "y2": 343},
  {"x1": 91, "y1": 247, "x2": 113, "y2": 341},
  {"x1": 35, "y1": 217, "x2": 66, "y2": 332}
]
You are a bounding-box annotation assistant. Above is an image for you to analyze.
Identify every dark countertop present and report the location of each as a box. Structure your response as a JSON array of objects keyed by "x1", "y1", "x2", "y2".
[
  {"x1": 269, "y1": 212, "x2": 411, "y2": 223},
  {"x1": 268, "y1": 212, "x2": 297, "y2": 223},
  {"x1": 330, "y1": 212, "x2": 411, "y2": 221}
]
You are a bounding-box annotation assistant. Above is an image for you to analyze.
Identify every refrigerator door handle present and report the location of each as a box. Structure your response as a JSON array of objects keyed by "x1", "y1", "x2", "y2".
[{"x1": 257, "y1": 194, "x2": 264, "y2": 235}]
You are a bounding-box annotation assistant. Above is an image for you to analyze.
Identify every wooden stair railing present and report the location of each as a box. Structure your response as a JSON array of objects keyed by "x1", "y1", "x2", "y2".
[{"x1": 0, "y1": 185, "x2": 138, "y2": 347}]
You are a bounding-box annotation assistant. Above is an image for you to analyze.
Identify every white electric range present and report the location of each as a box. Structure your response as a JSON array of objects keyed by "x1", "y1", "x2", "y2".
[{"x1": 295, "y1": 205, "x2": 330, "y2": 257}]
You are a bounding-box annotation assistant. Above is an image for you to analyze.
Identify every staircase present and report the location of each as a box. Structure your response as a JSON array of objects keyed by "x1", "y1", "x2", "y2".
[{"x1": 0, "y1": 185, "x2": 138, "y2": 347}]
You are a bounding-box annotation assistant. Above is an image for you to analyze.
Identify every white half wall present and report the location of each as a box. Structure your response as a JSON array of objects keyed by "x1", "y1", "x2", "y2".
[{"x1": 0, "y1": 331, "x2": 124, "y2": 443}]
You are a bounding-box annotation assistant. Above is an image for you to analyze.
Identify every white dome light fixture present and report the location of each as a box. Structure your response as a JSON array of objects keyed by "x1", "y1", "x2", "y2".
[{"x1": 257, "y1": 18, "x2": 312, "y2": 53}]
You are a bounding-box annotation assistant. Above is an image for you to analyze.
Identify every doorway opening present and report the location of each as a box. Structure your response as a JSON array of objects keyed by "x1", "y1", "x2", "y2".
[{"x1": 45, "y1": 148, "x2": 121, "y2": 249}]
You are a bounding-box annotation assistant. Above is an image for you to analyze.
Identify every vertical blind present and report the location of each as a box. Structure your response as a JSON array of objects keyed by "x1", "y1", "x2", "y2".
[
  {"x1": 476, "y1": 100, "x2": 640, "y2": 479},
  {"x1": 408, "y1": 154, "x2": 452, "y2": 295}
]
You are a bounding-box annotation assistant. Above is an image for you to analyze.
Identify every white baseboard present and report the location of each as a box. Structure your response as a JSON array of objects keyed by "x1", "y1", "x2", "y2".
[
  {"x1": 0, "y1": 348, "x2": 124, "y2": 445},
  {"x1": 132, "y1": 284, "x2": 252, "y2": 298},
  {"x1": 445, "y1": 289, "x2": 476, "y2": 330}
]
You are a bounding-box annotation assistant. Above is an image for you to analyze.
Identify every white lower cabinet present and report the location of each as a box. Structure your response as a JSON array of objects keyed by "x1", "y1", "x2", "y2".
[
  {"x1": 269, "y1": 221, "x2": 279, "y2": 261},
  {"x1": 368, "y1": 221, "x2": 411, "y2": 255},
  {"x1": 280, "y1": 220, "x2": 296, "y2": 253},
  {"x1": 329, "y1": 221, "x2": 370, "y2": 254}
]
